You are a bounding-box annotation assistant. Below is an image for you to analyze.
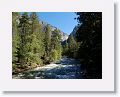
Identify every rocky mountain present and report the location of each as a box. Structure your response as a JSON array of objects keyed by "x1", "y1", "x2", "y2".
[
  {"x1": 17, "y1": 15, "x2": 68, "y2": 42},
  {"x1": 16, "y1": 16, "x2": 69, "y2": 42},
  {"x1": 60, "y1": 32, "x2": 68, "y2": 41},
  {"x1": 39, "y1": 20, "x2": 68, "y2": 42},
  {"x1": 70, "y1": 25, "x2": 80, "y2": 37}
]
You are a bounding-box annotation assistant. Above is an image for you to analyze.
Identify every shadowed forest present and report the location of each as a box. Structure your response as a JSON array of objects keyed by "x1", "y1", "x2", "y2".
[{"x1": 12, "y1": 12, "x2": 102, "y2": 79}]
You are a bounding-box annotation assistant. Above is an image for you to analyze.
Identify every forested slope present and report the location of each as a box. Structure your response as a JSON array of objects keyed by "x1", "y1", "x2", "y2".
[
  {"x1": 12, "y1": 12, "x2": 102, "y2": 79},
  {"x1": 12, "y1": 12, "x2": 67, "y2": 74}
]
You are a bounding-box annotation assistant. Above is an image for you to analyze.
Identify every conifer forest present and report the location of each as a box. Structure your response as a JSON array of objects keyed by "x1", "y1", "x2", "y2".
[{"x1": 12, "y1": 12, "x2": 102, "y2": 79}]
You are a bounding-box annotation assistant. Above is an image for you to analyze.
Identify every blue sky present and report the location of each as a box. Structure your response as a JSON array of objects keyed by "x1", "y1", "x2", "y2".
[{"x1": 37, "y1": 12, "x2": 78, "y2": 35}]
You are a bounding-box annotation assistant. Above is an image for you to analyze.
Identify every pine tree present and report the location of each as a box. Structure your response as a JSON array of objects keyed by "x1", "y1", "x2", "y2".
[
  {"x1": 12, "y1": 12, "x2": 64, "y2": 73},
  {"x1": 50, "y1": 29, "x2": 62, "y2": 62},
  {"x1": 12, "y1": 12, "x2": 20, "y2": 73},
  {"x1": 67, "y1": 35, "x2": 77, "y2": 58},
  {"x1": 18, "y1": 12, "x2": 31, "y2": 67},
  {"x1": 62, "y1": 40, "x2": 68, "y2": 56},
  {"x1": 29, "y1": 12, "x2": 45, "y2": 66},
  {"x1": 12, "y1": 12, "x2": 20, "y2": 63},
  {"x1": 75, "y1": 12, "x2": 102, "y2": 78},
  {"x1": 43, "y1": 25, "x2": 51, "y2": 63}
]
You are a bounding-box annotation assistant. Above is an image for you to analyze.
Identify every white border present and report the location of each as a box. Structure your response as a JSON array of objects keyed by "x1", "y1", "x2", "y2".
[{"x1": 0, "y1": 0, "x2": 114, "y2": 91}]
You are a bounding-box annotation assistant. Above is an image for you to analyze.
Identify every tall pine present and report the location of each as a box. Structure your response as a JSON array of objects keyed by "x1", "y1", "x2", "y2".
[
  {"x1": 12, "y1": 12, "x2": 20, "y2": 73},
  {"x1": 29, "y1": 12, "x2": 44, "y2": 66},
  {"x1": 18, "y1": 12, "x2": 31, "y2": 67},
  {"x1": 43, "y1": 25, "x2": 51, "y2": 63},
  {"x1": 50, "y1": 29, "x2": 62, "y2": 62}
]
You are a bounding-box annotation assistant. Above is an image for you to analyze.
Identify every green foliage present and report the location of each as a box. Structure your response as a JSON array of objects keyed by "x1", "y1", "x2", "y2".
[
  {"x1": 12, "y1": 12, "x2": 63, "y2": 73},
  {"x1": 12, "y1": 12, "x2": 102, "y2": 79},
  {"x1": 30, "y1": 12, "x2": 45, "y2": 61},
  {"x1": 12, "y1": 12, "x2": 46, "y2": 73},
  {"x1": 61, "y1": 12, "x2": 102, "y2": 78},
  {"x1": 44, "y1": 25, "x2": 51, "y2": 54},
  {"x1": 62, "y1": 40, "x2": 68, "y2": 55},
  {"x1": 57, "y1": 45, "x2": 62, "y2": 60},
  {"x1": 67, "y1": 35, "x2": 77, "y2": 57},
  {"x1": 75, "y1": 12, "x2": 102, "y2": 78},
  {"x1": 51, "y1": 29, "x2": 62, "y2": 61},
  {"x1": 42, "y1": 27, "x2": 62, "y2": 64},
  {"x1": 12, "y1": 12, "x2": 20, "y2": 63},
  {"x1": 62, "y1": 35, "x2": 78, "y2": 58},
  {"x1": 50, "y1": 50, "x2": 58, "y2": 62},
  {"x1": 18, "y1": 12, "x2": 31, "y2": 66}
]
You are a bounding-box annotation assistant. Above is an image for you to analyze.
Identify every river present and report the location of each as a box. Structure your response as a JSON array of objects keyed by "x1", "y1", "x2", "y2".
[{"x1": 13, "y1": 56, "x2": 84, "y2": 79}]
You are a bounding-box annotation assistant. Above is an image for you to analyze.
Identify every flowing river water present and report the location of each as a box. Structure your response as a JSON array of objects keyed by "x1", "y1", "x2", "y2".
[{"x1": 13, "y1": 56, "x2": 84, "y2": 79}]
